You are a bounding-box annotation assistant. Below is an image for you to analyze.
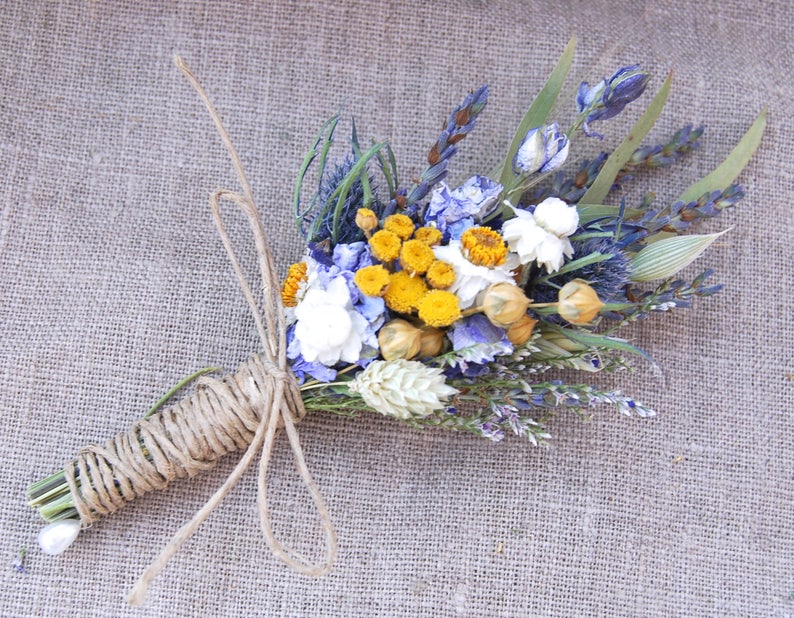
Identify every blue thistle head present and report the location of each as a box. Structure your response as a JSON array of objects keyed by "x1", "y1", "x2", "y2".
[
  {"x1": 304, "y1": 154, "x2": 381, "y2": 246},
  {"x1": 527, "y1": 238, "x2": 632, "y2": 310}
]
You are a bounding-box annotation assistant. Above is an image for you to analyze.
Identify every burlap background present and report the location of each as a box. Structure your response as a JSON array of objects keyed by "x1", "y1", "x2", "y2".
[{"x1": 1, "y1": 1, "x2": 791, "y2": 616}]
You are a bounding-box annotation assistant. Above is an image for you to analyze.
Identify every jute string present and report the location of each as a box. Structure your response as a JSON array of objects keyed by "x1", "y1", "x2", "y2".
[{"x1": 63, "y1": 57, "x2": 337, "y2": 606}]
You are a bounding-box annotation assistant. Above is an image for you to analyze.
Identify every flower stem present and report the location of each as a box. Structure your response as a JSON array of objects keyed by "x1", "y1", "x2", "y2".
[
  {"x1": 143, "y1": 366, "x2": 222, "y2": 419},
  {"x1": 29, "y1": 365, "x2": 224, "y2": 523}
]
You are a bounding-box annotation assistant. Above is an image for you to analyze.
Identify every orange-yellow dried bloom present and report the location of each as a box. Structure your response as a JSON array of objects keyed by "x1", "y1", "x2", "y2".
[
  {"x1": 368, "y1": 229, "x2": 402, "y2": 262},
  {"x1": 506, "y1": 314, "x2": 538, "y2": 346},
  {"x1": 557, "y1": 279, "x2": 605, "y2": 325},
  {"x1": 425, "y1": 260, "x2": 456, "y2": 289},
  {"x1": 354, "y1": 264, "x2": 391, "y2": 297},
  {"x1": 281, "y1": 261, "x2": 308, "y2": 307},
  {"x1": 399, "y1": 239, "x2": 435, "y2": 275},
  {"x1": 383, "y1": 270, "x2": 428, "y2": 313},
  {"x1": 417, "y1": 290, "x2": 461, "y2": 328},
  {"x1": 460, "y1": 226, "x2": 507, "y2": 267},
  {"x1": 383, "y1": 213, "x2": 415, "y2": 240},
  {"x1": 377, "y1": 319, "x2": 422, "y2": 361},
  {"x1": 355, "y1": 208, "x2": 379, "y2": 234},
  {"x1": 413, "y1": 226, "x2": 443, "y2": 246}
]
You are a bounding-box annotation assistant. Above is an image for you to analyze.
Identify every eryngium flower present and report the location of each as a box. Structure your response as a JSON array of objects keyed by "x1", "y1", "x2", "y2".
[
  {"x1": 513, "y1": 123, "x2": 570, "y2": 175},
  {"x1": 348, "y1": 359, "x2": 458, "y2": 419}
]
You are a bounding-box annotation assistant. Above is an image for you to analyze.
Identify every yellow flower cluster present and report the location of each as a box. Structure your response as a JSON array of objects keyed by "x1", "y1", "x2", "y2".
[{"x1": 354, "y1": 209, "x2": 460, "y2": 329}]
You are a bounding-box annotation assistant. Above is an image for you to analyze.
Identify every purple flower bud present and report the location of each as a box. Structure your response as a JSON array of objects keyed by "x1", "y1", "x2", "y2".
[
  {"x1": 512, "y1": 123, "x2": 570, "y2": 175},
  {"x1": 576, "y1": 65, "x2": 650, "y2": 138},
  {"x1": 604, "y1": 64, "x2": 650, "y2": 110}
]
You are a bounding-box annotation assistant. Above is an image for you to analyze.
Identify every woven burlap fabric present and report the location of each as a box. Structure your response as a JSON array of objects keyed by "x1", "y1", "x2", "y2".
[{"x1": 1, "y1": 1, "x2": 791, "y2": 616}]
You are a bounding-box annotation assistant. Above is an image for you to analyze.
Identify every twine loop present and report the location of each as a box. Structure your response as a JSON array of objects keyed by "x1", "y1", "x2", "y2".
[{"x1": 64, "y1": 57, "x2": 337, "y2": 606}]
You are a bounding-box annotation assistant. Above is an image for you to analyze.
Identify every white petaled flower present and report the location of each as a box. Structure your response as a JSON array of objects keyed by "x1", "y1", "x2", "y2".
[
  {"x1": 534, "y1": 233, "x2": 570, "y2": 273},
  {"x1": 501, "y1": 198, "x2": 578, "y2": 273},
  {"x1": 293, "y1": 276, "x2": 369, "y2": 366},
  {"x1": 348, "y1": 359, "x2": 458, "y2": 420},
  {"x1": 501, "y1": 209, "x2": 547, "y2": 264},
  {"x1": 284, "y1": 255, "x2": 319, "y2": 326},
  {"x1": 532, "y1": 197, "x2": 579, "y2": 237},
  {"x1": 433, "y1": 240, "x2": 518, "y2": 309}
]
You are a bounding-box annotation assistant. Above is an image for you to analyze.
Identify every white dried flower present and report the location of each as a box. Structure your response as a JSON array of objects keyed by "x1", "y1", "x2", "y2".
[
  {"x1": 532, "y1": 197, "x2": 579, "y2": 237},
  {"x1": 501, "y1": 198, "x2": 577, "y2": 273},
  {"x1": 348, "y1": 359, "x2": 458, "y2": 420},
  {"x1": 432, "y1": 240, "x2": 518, "y2": 309},
  {"x1": 293, "y1": 275, "x2": 369, "y2": 366}
]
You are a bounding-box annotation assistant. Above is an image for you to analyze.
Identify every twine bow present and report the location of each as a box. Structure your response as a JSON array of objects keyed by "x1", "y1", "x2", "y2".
[{"x1": 126, "y1": 57, "x2": 337, "y2": 605}]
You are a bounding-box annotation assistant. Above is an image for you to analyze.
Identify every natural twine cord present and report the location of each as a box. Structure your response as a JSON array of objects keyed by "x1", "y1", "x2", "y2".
[{"x1": 63, "y1": 56, "x2": 337, "y2": 606}]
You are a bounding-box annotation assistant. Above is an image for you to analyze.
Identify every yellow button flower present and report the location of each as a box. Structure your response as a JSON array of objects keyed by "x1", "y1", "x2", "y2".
[
  {"x1": 383, "y1": 270, "x2": 428, "y2": 313},
  {"x1": 413, "y1": 226, "x2": 443, "y2": 247},
  {"x1": 425, "y1": 260, "x2": 456, "y2": 289},
  {"x1": 399, "y1": 239, "x2": 435, "y2": 275},
  {"x1": 368, "y1": 229, "x2": 402, "y2": 263},
  {"x1": 354, "y1": 264, "x2": 391, "y2": 297},
  {"x1": 417, "y1": 290, "x2": 461, "y2": 328},
  {"x1": 383, "y1": 213, "x2": 415, "y2": 240}
]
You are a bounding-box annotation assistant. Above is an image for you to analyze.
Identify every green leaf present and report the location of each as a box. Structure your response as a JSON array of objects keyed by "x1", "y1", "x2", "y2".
[
  {"x1": 630, "y1": 230, "x2": 728, "y2": 282},
  {"x1": 293, "y1": 115, "x2": 340, "y2": 227},
  {"x1": 497, "y1": 36, "x2": 577, "y2": 188},
  {"x1": 579, "y1": 71, "x2": 673, "y2": 205},
  {"x1": 577, "y1": 203, "x2": 643, "y2": 224},
  {"x1": 678, "y1": 109, "x2": 767, "y2": 203},
  {"x1": 542, "y1": 251, "x2": 614, "y2": 278},
  {"x1": 329, "y1": 141, "x2": 388, "y2": 244}
]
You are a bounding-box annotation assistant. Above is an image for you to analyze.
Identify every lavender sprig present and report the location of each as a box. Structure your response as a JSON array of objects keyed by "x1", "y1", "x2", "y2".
[
  {"x1": 386, "y1": 85, "x2": 489, "y2": 217},
  {"x1": 533, "y1": 125, "x2": 703, "y2": 204},
  {"x1": 605, "y1": 269, "x2": 723, "y2": 329},
  {"x1": 635, "y1": 184, "x2": 745, "y2": 235},
  {"x1": 402, "y1": 377, "x2": 653, "y2": 445}
]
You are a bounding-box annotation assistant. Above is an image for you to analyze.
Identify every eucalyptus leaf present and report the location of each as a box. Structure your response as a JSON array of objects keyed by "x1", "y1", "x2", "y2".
[
  {"x1": 630, "y1": 230, "x2": 728, "y2": 282},
  {"x1": 678, "y1": 110, "x2": 766, "y2": 203},
  {"x1": 497, "y1": 36, "x2": 576, "y2": 188},
  {"x1": 579, "y1": 71, "x2": 673, "y2": 205}
]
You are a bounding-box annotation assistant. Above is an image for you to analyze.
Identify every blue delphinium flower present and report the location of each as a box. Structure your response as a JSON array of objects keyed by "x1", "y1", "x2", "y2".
[
  {"x1": 513, "y1": 123, "x2": 570, "y2": 175},
  {"x1": 576, "y1": 65, "x2": 650, "y2": 138},
  {"x1": 446, "y1": 314, "x2": 513, "y2": 376},
  {"x1": 423, "y1": 175, "x2": 502, "y2": 240}
]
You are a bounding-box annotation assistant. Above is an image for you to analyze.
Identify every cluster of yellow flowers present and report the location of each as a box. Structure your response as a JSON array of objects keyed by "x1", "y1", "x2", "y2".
[
  {"x1": 355, "y1": 209, "x2": 462, "y2": 330},
  {"x1": 281, "y1": 207, "x2": 607, "y2": 363},
  {"x1": 353, "y1": 208, "x2": 555, "y2": 361}
]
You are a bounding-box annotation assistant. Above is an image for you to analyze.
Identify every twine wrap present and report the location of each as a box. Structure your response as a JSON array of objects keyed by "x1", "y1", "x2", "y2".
[{"x1": 62, "y1": 57, "x2": 337, "y2": 606}]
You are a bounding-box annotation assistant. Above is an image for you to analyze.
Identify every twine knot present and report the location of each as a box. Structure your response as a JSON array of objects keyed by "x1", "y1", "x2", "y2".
[{"x1": 64, "y1": 57, "x2": 337, "y2": 606}]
